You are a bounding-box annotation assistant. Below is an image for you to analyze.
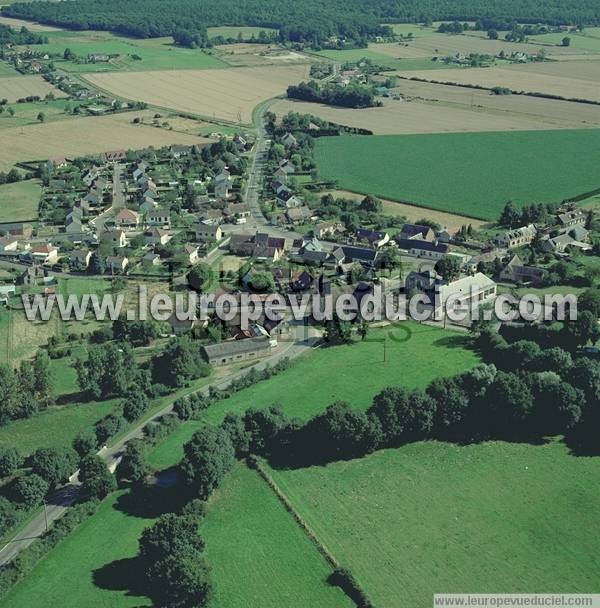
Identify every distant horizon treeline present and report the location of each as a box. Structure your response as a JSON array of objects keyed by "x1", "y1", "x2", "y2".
[{"x1": 4, "y1": 0, "x2": 600, "y2": 44}]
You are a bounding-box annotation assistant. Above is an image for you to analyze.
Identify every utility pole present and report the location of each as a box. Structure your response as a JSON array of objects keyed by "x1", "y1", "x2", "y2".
[{"x1": 43, "y1": 501, "x2": 49, "y2": 533}]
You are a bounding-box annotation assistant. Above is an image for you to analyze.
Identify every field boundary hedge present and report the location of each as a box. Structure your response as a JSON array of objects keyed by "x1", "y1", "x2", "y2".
[
  {"x1": 251, "y1": 458, "x2": 377, "y2": 607},
  {"x1": 397, "y1": 75, "x2": 600, "y2": 107}
]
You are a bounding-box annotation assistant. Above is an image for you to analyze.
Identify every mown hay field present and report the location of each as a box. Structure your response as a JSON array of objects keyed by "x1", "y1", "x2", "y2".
[
  {"x1": 397, "y1": 64, "x2": 600, "y2": 102},
  {"x1": 0, "y1": 113, "x2": 210, "y2": 169},
  {"x1": 269, "y1": 440, "x2": 600, "y2": 608},
  {"x1": 0, "y1": 75, "x2": 67, "y2": 102},
  {"x1": 394, "y1": 79, "x2": 600, "y2": 128},
  {"x1": 270, "y1": 92, "x2": 600, "y2": 135},
  {"x1": 314, "y1": 129, "x2": 600, "y2": 220},
  {"x1": 0, "y1": 15, "x2": 60, "y2": 31},
  {"x1": 83, "y1": 65, "x2": 310, "y2": 123}
]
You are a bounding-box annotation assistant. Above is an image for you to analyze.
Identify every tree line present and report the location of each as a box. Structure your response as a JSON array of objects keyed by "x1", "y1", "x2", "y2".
[
  {"x1": 5, "y1": 0, "x2": 600, "y2": 46},
  {"x1": 287, "y1": 80, "x2": 380, "y2": 109}
]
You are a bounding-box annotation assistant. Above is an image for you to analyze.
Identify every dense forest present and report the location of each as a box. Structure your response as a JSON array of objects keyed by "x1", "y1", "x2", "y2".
[{"x1": 4, "y1": 0, "x2": 600, "y2": 43}]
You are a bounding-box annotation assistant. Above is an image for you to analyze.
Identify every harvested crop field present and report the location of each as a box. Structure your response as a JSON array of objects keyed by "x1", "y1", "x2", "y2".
[
  {"x1": 406, "y1": 32, "x2": 588, "y2": 59},
  {"x1": 396, "y1": 65, "x2": 600, "y2": 103},
  {"x1": 0, "y1": 113, "x2": 211, "y2": 169},
  {"x1": 394, "y1": 79, "x2": 600, "y2": 129},
  {"x1": 0, "y1": 15, "x2": 60, "y2": 31},
  {"x1": 315, "y1": 130, "x2": 600, "y2": 220},
  {"x1": 0, "y1": 75, "x2": 66, "y2": 102},
  {"x1": 270, "y1": 95, "x2": 597, "y2": 135},
  {"x1": 83, "y1": 65, "x2": 310, "y2": 123}
]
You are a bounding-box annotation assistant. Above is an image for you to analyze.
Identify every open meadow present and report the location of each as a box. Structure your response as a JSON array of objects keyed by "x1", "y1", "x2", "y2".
[
  {"x1": 148, "y1": 322, "x2": 480, "y2": 470},
  {"x1": 83, "y1": 64, "x2": 311, "y2": 123},
  {"x1": 0, "y1": 322, "x2": 478, "y2": 608},
  {"x1": 397, "y1": 62, "x2": 600, "y2": 102},
  {"x1": 0, "y1": 179, "x2": 40, "y2": 221},
  {"x1": 0, "y1": 112, "x2": 210, "y2": 169},
  {"x1": 314, "y1": 129, "x2": 600, "y2": 220},
  {"x1": 0, "y1": 75, "x2": 66, "y2": 102},
  {"x1": 201, "y1": 464, "x2": 352, "y2": 608},
  {"x1": 269, "y1": 440, "x2": 600, "y2": 607},
  {"x1": 16, "y1": 30, "x2": 228, "y2": 72}
]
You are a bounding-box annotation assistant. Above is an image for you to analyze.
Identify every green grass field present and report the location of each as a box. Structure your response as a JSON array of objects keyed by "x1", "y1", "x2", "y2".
[
  {"x1": 202, "y1": 464, "x2": 352, "y2": 608},
  {"x1": 148, "y1": 322, "x2": 480, "y2": 470},
  {"x1": 0, "y1": 99, "x2": 85, "y2": 130},
  {"x1": 0, "y1": 61, "x2": 18, "y2": 76},
  {"x1": 0, "y1": 179, "x2": 40, "y2": 221},
  {"x1": 0, "y1": 323, "x2": 478, "y2": 607},
  {"x1": 530, "y1": 32, "x2": 600, "y2": 51},
  {"x1": 19, "y1": 30, "x2": 227, "y2": 72},
  {"x1": 0, "y1": 490, "x2": 153, "y2": 608},
  {"x1": 315, "y1": 130, "x2": 600, "y2": 220},
  {"x1": 269, "y1": 440, "x2": 600, "y2": 608},
  {"x1": 0, "y1": 464, "x2": 351, "y2": 608}
]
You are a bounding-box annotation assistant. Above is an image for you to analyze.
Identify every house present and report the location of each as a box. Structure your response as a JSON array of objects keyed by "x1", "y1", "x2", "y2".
[
  {"x1": 495, "y1": 224, "x2": 537, "y2": 249},
  {"x1": 201, "y1": 336, "x2": 271, "y2": 366},
  {"x1": 557, "y1": 210, "x2": 585, "y2": 229},
  {"x1": 147, "y1": 209, "x2": 171, "y2": 229},
  {"x1": 399, "y1": 224, "x2": 435, "y2": 242},
  {"x1": 170, "y1": 145, "x2": 191, "y2": 159},
  {"x1": 102, "y1": 228, "x2": 128, "y2": 248},
  {"x1": 499, "y1": 255, "x2": 545, "y2": 286},
  {"x1": 223, "y1": 203, "x2": 250, "y2": 220},
  {"x1": 140, "y1": 198, "x2": 158, "y2": 214},
  {"x1": 103, "y1": 150, "x2": 127, "y2": 162},
  {"x1": 31, "y1": 243, "x2": 59, "y2": 265},
  {"x1": 196, "y1": 222, "x2": 223, "y2": 243},
  {"x1": 285, "y1": 206, "x2": 312, "y2": 225},
  {"x1": 106, "y1": 256, "x2": 129, "y2": 273},
  {"x1": 0, "y1": 236, "x2": 19, "y2": 253},
  {"x1": 340, "y1": 245, "x2": 379, "y2": 267},
  {"x1": 397, "y1": 238, "x2": 449, "y2": 260},
  {"x1": 145, "y1": 228, "x2": 171, "y2": 246},
  {"x1": 82, "y1": 190, "x2": 103, "y2": 207},
  {"x1": 88, "y1": 53, "x2": 110, "y2": 62},
  {"x1": 230, "y1": 232, "x2": 286, "y2": 260},
  {"x1": 281, "y1": 132, "x2": 298, "y2": 149},
  {"x1": 142, "y1": 253, "x2": 161, "y2": 267},
  {"x1": 214, "y1": 170, "x2": 232, "y2": 200},
  {"x1": 0, "y1": 223, "x2": 32, "y2": 239},
  {"x1": 542, "y1": 233, "x2": 591, "y2": 254},
  {"x1": 291, "y1": 270, "x2": 314, "y2": 292},
  {"x1": 65, "y1": 216, "x2": 84, "y2": 234},
  {"x1": 566, "y1": 225, "x2": 589, "y2": 242},
  {"x1": 315, "y1": 221, "x2": 344, "y2": 239},
  {"x1": 355, "y1": 228, "x2": 390, "y2": 248},
  {"x1": 405, "y1": 270, "x2": 445, "y2": 296},
  {"x1": 201, "y1": 209, "x2": 225, "y2": 224},
  {"x1": 70, "y1": 249, "x2": 92, "y2": 269},
  {"x1": 0, "y1": 285, "x2": 16, "y2": 305},
  {"x1": 184, "y1": 245, "x2": 200, "y2": 265},
  {"x1": 82, "y1": 168, "x2": 100, "y2": 187},
  {"x1": 17, "y1": 266, "x2": 45, "y2": 285},
  {"x1": 436, "y1": 273, "x2": 497, "y2": 318},
  {"x1": 278, "y1": 159, "x2": 296, "y2": 175},
  {"x1": 115, "y1": 208, "x2": 140, "y2": 231}
]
